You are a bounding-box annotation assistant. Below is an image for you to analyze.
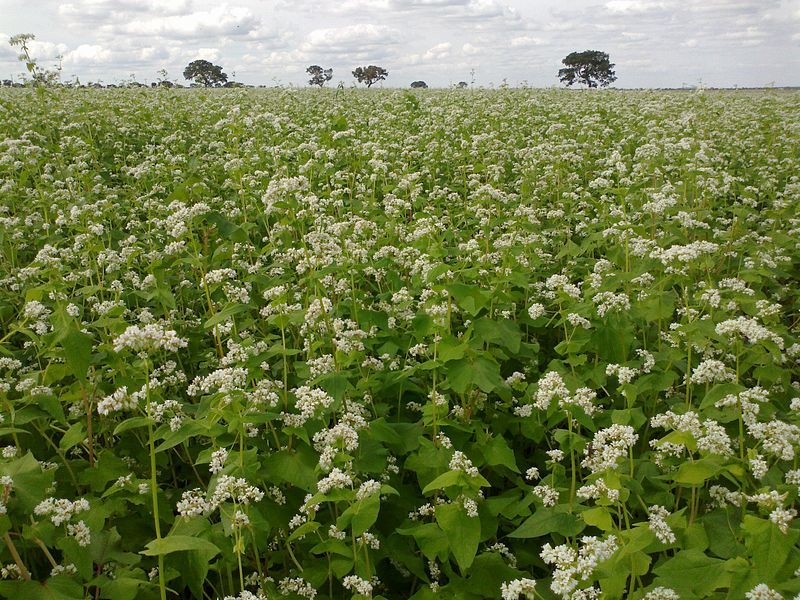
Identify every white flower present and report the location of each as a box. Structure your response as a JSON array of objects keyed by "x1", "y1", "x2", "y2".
[
  {"x1": 769, "y1": 506, "x2": 796, "y2": 534},
  {"x1": 745, "y1": 583, "x2": 783, "y2": 600},
  {"x1": 689, "y1": 359, "x2": 735, "y2": 385},
  {"x1": 356, "y1": 480, "x2": 381, "y2": 500},
  {"x1": 112, "y1": 324, "x2": 187, "y2": 353},
  {"x1": 648, "y1": 505, "x2": 676, "y2": 544},
  {"x1": 97, "y1": 386, "x2": 137, "y2": 415},
  {"x1": 317, "y1": 468, "x2": 353, "y2": 494},
  {"x1": 449, "y1": 451, "x2": 479, "y2": 477},
  {"x1": 209, "y1": 448, "x2": 228, "y2": 474},
  {"x1": 528, "y1": 303, "x2": 545, "y2": 319},
  {"x1": 643, "y1": 588, "x2": 680, "y2": 600},
  {"x1": 581, "y1": 425, "x2": 638, "y2": 473},
  {"x1": 342, "y1": 575, "x2": 373, "y2": 597},
  {"x1": 34, "y1": 497, "x2": 89, "y2": 526},
  {"x1": 501, "y1": 578, "x2": 537, "y2": 600}
]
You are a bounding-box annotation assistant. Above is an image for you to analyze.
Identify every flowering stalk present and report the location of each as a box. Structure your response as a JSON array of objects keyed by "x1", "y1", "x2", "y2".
[{"x1": 145, "y1": 363, "x2": 167, "y2": 600}]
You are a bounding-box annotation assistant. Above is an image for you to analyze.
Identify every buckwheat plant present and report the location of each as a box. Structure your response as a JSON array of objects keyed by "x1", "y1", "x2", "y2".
[{"x1": 0, "y1": 86, "x2": 798, "y2": 598}]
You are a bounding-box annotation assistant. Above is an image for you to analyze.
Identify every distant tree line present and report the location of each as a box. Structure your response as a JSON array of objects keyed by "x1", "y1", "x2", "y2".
[{"x1": 6, "y1": 34, "x2": 618, "y2": 90}]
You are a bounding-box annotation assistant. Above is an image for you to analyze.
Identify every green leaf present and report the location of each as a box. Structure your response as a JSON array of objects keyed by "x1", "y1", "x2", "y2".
[
  {"x1": 447, "y1": 355, "x2": 504, "y2": 394},
  {"x1": 155, "y1": 420, "x2": 209, "y2": 452},
  {"x1": 60, "y1": 330, "x2": 92, "y2": 381},
  {"x1": 673, "y1": 459, "x2": 721, "y2": 485},
  {"x1": 699, "y1": 383, "x2": 745, "y2": 410},
  {"x1": 352, "y1": 494, "x2": 381, "y2": 536},
  {"x1": 141, "y1": 535, "x2": 220, "y2": 556},
  {"x1": 509, "y1": 506, "x2": 585, "y2": 538},
  {"x1": 397, "y1": 522, "x2": 448, "y2": 562},
  {"x1": 112, "y1": 416, "x2": 150, "y2": 436},
  {"x1": 582, "y1": 506, "x2": 614, "y2": 531},
  {"x1": 0, "y1": 452, "x2": 54, "y2": 512},
  {"x1": 438, "y1": 336, "x2": 467, "y2": 362},
  {"x1": 742, "y1": 515, "x2": 800, "y2": 582},
  {"x1": 435, "y1": 502, "x2": 480, "y2": 574},
  {"x1": 653, "y1": 549, "x2": 725, "y2": 597},
  {"x1": 262, "y1": 447, "x2": 319, "y2": 491},
  {"x1": 170, "y1": 518, "x2": 219, "y2": 599},
  {"x1": 203, "y1": 303, "x2": 251, "y2": 329},
  {"x1": 58, "y1": 421, "x2": 84, "y2": 451},
  {"x1": 447, "y1": 283, "x2": 491, "y2": 316},
  {"x1": 473, "y1": 318, "x2": 522, "y2": 353},
  {"x1": 288, "y1": 521, "x2": 321, "y2": 542},
  {"x1": 421, "y1": 470, "x2": 463, "y2": 495},
  {"x1": 481, "y1": 435, "x2": 519, "y2": 473}
]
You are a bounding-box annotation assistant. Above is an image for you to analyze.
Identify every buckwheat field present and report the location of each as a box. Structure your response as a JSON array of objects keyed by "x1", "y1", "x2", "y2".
[{"x1": 0, "y1": 87, "x2": 799, "y2": 600}]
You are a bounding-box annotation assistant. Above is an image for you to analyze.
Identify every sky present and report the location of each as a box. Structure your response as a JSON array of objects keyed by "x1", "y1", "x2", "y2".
[{"x1": 1, "y1": 0, "x2": 799, "y2": 88}]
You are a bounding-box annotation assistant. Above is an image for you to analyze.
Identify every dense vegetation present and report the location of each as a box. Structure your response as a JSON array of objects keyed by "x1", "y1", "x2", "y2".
[{"x1": 0, "y1": 87, "x2": 799, "y2": 599}]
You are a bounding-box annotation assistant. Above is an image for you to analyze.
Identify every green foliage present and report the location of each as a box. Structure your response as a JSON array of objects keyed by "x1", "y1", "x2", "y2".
[
  {"x1": 0, "y1": 87, "x2": 797, "y2": 599},
  {"x1": 558, "y1": 50, "x2": 617, "y2": 88}
]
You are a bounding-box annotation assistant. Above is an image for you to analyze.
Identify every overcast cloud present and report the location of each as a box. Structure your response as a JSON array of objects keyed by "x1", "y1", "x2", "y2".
[{"x1": 1, "y1": 0, "x2": 798, "y2": 87}]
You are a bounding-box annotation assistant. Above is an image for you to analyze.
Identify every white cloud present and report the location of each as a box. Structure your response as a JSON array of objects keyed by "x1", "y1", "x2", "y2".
[
  {"x1": 605, "y1": 0, "x2": 666, "y2": 14},
  {"x1": 112, "y1": 5, "x2": 260, "y2": 38},
  {"x1": 303, "y1": 24, "x2": 401, "y2": 52},
  {"x1": 64, "y1": 44, "x2": 112, "y2": 64},
  {"x1": 510, "y1": 35, "x2": 544, "y2": 47}
]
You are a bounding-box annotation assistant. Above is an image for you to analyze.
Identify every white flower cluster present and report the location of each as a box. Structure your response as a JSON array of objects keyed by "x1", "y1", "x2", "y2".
[
  {"x1": 530, "y1": 371, "x2": 599, "y2": 415},
  {"x1": 222, "y1": 591, "x2": 267, "y2": 600},
  {"x1": 278, "y1": 577, "x2": 317, "y2": 599},
  {"x1": 769, "y1": 506, "x2": 797, "y2": 534},
  {"x1": 748, "y1": 419, "x2": 800, "y2": 462},
  {"x1": 112, "y1": 324, "x2": 187, "y2": 353},
  {"x1": 592, "y1": 292, "x2": 631, "y2": 317},
  {"x1": 715, "y1": 317, "x2": 784, "y2": 349},
  {"x1": 97, "y1": 386, "x2": 137, "y2": 415},
  {"x1": 532, "y1": 484, "x2": 559, "y2": 507},
  {"x1": 647, "y1": 505, "x2": 676, "y2": 544},
  {"x1": 209, "y1": 448, "x2": 228, "y2": 474},
  {"x1": 22, "y1": 300, "x2": 51, "y2": 335},
  {"x1": 577, "y1": 478, "x2": 620, "y2": 503},
  {"x1": 317, "y1": 468, "x2": 353, "y2": 494},
  {"x1": 606, "y1": 363, "x2": 639, "y2": 385},
  {"x1": 177, "y1": 475, "x2": 265, "y2": 516},
  {"x1": 643, "y1": 588, "x2": 680, "y2": 600},
  {"x1": 527, "y1": 303, "x2": 545, "y2": 319},
  {"x1": 500, "y1": 578, "x2": 537, "y2": 600},
  {"x1": 34, "y1": 497, "x2": 89, "y2": 526},
  {"x1": 651, "y1": 410, "x2": 733, "y2": 457},
  {"x1": 342, "y1": 575, "x2": 373, "y2": 597},
  {"x1": 67, "y1": 520, "x2": 91, "y2": 546},
  {"x1": 187, "y1": 367, "x2": 248, "y2": 396},
  {"x1": 449, "y1": 451, "x2": 479, "y2": 477},
  {"x1": 689, "y1": 359, "x2": 735, "y2": 385},
  {"x1": 540, "y1": 535, "x2": 618, "y2": 599},
  {"x1": 581, "y1": 425, "x2": 638, "y2": 473},
  {"x1": 356, "y1": 480, "x2": 381, "y2": 501},
  {"x1": 745, "y1": 584, "x2": 783, "y2": 600}
]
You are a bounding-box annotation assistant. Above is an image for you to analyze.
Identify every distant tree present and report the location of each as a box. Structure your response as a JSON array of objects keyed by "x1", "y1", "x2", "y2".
[
  {"x1": 558, "y1": 50, "x2": 616, "y2": 88},
  {"x1": 352, "y1": 65, "x2": 388, "y2": 88},
  {"x1": 183, "y1": 59, "x2": 228, "y2": 87},
  {"x1": 307, "y1": 65, "x2": 333, "y2": 87},
  {"x1": 410, "y1": 80, "x2": 428, "y2": 89},
  {"x1": 457, "y1": 81, "x2": 468, "y2": 88}
]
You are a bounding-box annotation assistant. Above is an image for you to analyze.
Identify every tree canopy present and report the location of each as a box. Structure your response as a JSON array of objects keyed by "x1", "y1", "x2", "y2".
[
  {"x1": 307, "y1": 65, "x2": 333, "y2": 87},
  {"x1": 183, "y1": 59, "x2": 228, "y2": 87},
  {"x1": 558, "y1": 50, "x2": 617, "y2": 88},
  {"x1": 352, "y1": 65, "x2": 388, "y2": 88},
  {"x1": 410, "y1": 80, "x2": 428, "y2": 89}
]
